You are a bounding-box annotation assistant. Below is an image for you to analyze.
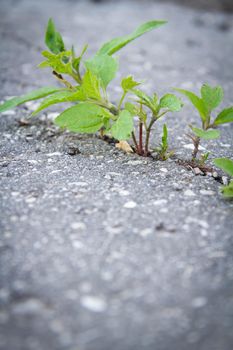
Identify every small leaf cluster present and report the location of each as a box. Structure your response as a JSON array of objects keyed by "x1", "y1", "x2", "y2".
[
  {"x1": 176, "y1": 85, "x2": 233, "y2": 161},
  {"x1": 154, "y1": 124, "x2": 174, "y2": 161}
]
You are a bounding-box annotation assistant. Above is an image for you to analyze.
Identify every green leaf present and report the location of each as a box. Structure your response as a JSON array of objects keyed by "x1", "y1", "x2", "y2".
[
  {"x1": 39, "y1": 50, "x2": 72, "y2": 75},
  {"x1": 201, "y1": 84, "x2": 223, "y2": 112},
  {"x1": 221, "y1": 181, "x2": 233, "y2": 198},
  {"x1": 191, "y1": 126, "x2": 220, "y2": 140},
  {"x1": 80, "y1": 70, "x2": 102, "y2": 100},
  {"x1": 124, "y1": 101, "x2": 147, "y2": 121},
  {"x1": 214, "y1": 158, "x2": 233, "y2": 177},
  {"x1": 121, "y1": 76, "x2": 140, "y2": 92},
  {"x1": 161, "y1": 124, "x2": 168, "y2": 149},
  {"x1": 85, "y1": 54, "x2": 118, "y2": 88},
  {"x1": 125, "y1": 102, "x2": 138, "y2": 116},
  {"x1": 175, "y1": 88, "x2": 208, "y2": 122},
  {"x1": 110, "y1": 110, "x2": 133, "y2": 140},
  {"x1": 154, "y1": 123, "x2": 173, "y2": 160},
  {"x1": 72, "y1": 44, "x2": 88, "y2": 73},
  {"x1": 0, "y1": 87, "x2": 61, "y2": 113},
  {"x1": 101, "y1": 109, "x2": 114, "y2": 131},
  {"x1": 55, "y1": 102, "x2": 105, "y2": 133},
  {"x1": 98, "y1": 20, "x2": 167, "y2": 55},
  {"x1": 214, "y1": 107, "x2": 233, "y2": 125},
  {"x1": 45, "y1": 18, "x2": 65, "y2": 54},
  {"x1": 31, "y1": 90, "x2": 79, "y2": 116},
  {"x1": 132, "y1": 89, "x2": 151, "y2": 104},
  {"x1": 132, "y1": 89, "x2": 158, "y2": 113},
  {"x1": 160, "y1": 93, "x2": 183, "y2": 112}
]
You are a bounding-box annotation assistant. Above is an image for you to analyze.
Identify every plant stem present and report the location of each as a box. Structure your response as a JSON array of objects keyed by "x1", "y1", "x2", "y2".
[
  {"x1": 117, "y1": 92, "x2": 126, "y2": 111},
  {"x1": 192, "y1": 136, "x2": 200, "y2": 160},
  {"x1": 71, "y1": 71, "x2": 82, "y2": 84},
  {"x1": 139, "y1": 122, "x2": 143, "y2": 155},
  {"x1": 145, "y1": 129, "x2": 151, "y2": 156},
  {"x1": 88, "y1": 100, "x2": 118, "y2": 117},
  {"x1": 52, "y1": 71, "x2": 75, "y2": 90},
  {"x1": 131, "y1": 131, "x2": 140, "y2": 154},
  {"x1": 144, "y1": 116, "x2": 156, "y2": 156},
  {"x1": 157, "y1": 111, "x2": 167, "y2": 119}
]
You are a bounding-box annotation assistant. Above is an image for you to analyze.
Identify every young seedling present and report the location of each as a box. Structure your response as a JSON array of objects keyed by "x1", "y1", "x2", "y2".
[
  {"x1": 153, "y1": 124, "x2": 174, "y2": 160},
  {"x1": 213, "y1": 158, "x2": 233, "y2": 198},
  {"x1": 176, "y1": 84, "x2": 233, "y2": 163},
  {"x1": 0, "y1": 18, "x2": 181, "y2": 158},
  {"x1": 124, "y1": 89, "x2": 183, "y2": 156}
]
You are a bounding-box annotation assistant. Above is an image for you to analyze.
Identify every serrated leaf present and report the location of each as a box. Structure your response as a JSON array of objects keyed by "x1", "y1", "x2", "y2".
[
  {"x1": 214, "y1": 107, "x2": 233, "y2": 125},
  {"x1": 45, "y1": 18, "x2": 65, "y2": 54},
  {"x1": 175, "y1": 88, "x2": 208, "y2": 122},
  {"x1": 132, "y1": 89, "x2": 151, "y2": 104},
  {"x1": 85, "y1": 54, "x2": 118, "y2": 88},
  {"x1": 31, "y1": 90, "x2": 79, "y2": 116},
  {"x1": 55, "y1": 102, "x2": 105, "y2": 133},
  {"x1": 160, "y1": 93, "x2": 183, "y2": 112},
  {"x1": 201, "y1": 84, "x2": 223, "y2": 112},
  {"x1": 110, "y1": 110, "x2": 133, "y2": 140},
  {"x1": 214, "y1": 158, "x2": 233, "y2": 177},
  {"x1": 0, "y1": 87, "x2": 61, "y2": 113},
  {"x1": 121, "y1": 76, "x2": 140, "y2": 92},
  {"x1": 79, "y1": 70, "x2": 102, "y2": 100},
  {"x1": 132, "y1": 89, "x2": 158, "y2": 113},
  {"x1": 39, "y1": 50, "x2": 72, "y2": 75},
  {"x1": 98, "y1": 20, "x2": 167, "y2": 55},
  {"x1": 191, "y1": 126, "x2": 220, "y2": 140}
]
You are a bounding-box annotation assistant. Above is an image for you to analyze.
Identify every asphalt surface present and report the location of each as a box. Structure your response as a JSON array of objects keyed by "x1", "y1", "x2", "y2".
[
  {"x1": 0, "y1": 1, "x2": 233, "y2": 350},
  {"x1": 156, "y1": 0, "x2": 233, "y2": 12}
]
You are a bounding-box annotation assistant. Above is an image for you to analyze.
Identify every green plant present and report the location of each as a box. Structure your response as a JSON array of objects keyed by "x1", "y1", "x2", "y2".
[
  {"x1": 176, "y1": 84, "x2": 233, "y2": 163},
  {"x1": 153, "y1": 124, "x2": 174, "y2": 160},
  {"x1": 123, "y1": 89, "x2": 182, "y2": 156},
  {"x1": 0, "y1": 18, "x2": 183, "y2": 157},
  {"x1": 214, "y1": 158, "x2": 233, "y2": 198}
]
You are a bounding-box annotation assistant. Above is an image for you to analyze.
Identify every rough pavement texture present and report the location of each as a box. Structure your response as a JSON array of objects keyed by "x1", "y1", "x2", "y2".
[
  {"x1": 93, "y1": 0, "x2": 233, "y2": 12},
  {"x1": 155, "y1": 0, "x2": 233, "y2": 12},
  {"x1": 0, "y1": 1, "x2": 233, "y2": 350}
]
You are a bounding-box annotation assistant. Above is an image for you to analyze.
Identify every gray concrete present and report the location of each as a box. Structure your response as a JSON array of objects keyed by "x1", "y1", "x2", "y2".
[
  {"x1": 155, "y1": 0, "x2": 233, "y2": 12},
  {"x1": 0, "y1": 1, "x2": 233, "y2": 350},
  {"x1": 92, "y1": 0, "x2": 233, "y2": 12}
]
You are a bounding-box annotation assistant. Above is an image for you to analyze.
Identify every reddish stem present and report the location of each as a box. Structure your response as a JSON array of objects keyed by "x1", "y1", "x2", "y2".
[
  {"x1": 131, "y1": 131, "x2": 140, "y2": 154},
  {"x1": 139, "y1": 122, "x2": 143, "y2": 156}
]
